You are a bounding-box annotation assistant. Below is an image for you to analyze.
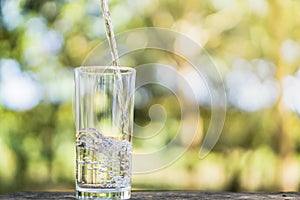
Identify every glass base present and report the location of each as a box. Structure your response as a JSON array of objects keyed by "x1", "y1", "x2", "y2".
[{"x1": 76, "y1": 186, "x2": 131, "y2": 199}]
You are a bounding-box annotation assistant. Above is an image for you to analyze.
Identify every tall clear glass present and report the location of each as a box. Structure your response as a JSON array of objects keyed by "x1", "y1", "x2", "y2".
[{"x1": 74, "y1": 66, "x2": 135, "y2": 199}]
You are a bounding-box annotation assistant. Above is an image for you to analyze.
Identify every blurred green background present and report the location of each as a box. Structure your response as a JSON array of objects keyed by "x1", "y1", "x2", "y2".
[{"x1": 1, "y1": 0, "x2": 300, "y2": 194}]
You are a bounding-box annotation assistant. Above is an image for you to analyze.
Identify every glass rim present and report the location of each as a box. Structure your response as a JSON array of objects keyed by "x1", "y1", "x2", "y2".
[{"x1": 75, "y1": 66, "x2": 136, "y2": 75}]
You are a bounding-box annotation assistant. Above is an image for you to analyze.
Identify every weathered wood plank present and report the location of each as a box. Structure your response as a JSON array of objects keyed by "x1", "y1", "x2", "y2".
[
  {"x1": 0, "y1": 191, "x2": 299, "y2": 199},
  {"x1": 132, "y1": 191, "x2": 300, "y2": 200}
]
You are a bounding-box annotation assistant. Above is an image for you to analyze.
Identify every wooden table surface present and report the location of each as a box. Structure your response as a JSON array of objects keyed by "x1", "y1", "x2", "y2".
[{"x1": 1, "y1": 191, "x2": 300, "y2": 199}]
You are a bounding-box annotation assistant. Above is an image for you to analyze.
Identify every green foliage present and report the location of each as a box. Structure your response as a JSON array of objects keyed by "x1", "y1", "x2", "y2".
[{"x1": 1, "y1": 0, "x2": 300, "y2": 194}]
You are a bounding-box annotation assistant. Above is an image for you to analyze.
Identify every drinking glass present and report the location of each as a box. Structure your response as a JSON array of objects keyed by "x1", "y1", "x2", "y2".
[{"x1": 74, "y1": 66, "x2": 136, "y2": 199}]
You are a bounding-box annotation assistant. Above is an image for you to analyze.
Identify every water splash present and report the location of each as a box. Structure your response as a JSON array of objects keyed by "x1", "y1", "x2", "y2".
[{"x1": 76, "y1": 128, "x2": 132, "y2": 188}]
